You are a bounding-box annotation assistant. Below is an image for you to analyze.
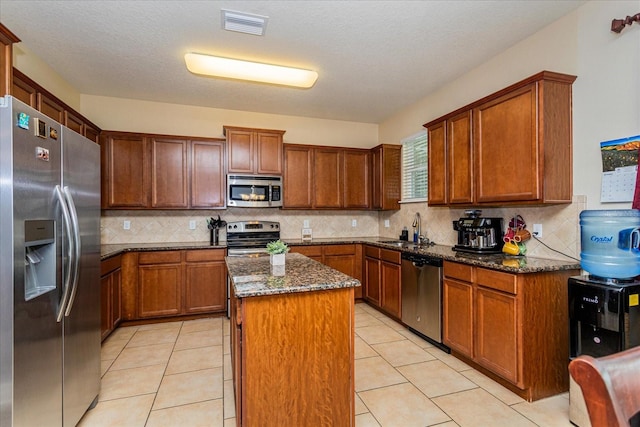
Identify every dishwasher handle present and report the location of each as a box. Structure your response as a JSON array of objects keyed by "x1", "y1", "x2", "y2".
[{"x1": 401, "y1": 252, "x2": 443, "y2": 268}]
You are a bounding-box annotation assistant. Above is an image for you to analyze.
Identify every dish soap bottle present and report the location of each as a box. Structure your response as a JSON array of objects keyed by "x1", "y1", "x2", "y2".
[{"x1": 400, "y1": 226, "x2": 408, "y2": 241}]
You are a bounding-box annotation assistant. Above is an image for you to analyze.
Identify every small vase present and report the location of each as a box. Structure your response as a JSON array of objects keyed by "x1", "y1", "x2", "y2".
[{"x1": 270, "y1": 253, "x2": 285, "y2": 265}]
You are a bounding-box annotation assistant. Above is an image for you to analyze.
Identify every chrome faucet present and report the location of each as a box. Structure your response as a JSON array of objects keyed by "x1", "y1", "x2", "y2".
[{"x1": 412, "y1": 212, "x2": 421, "y2": 242}]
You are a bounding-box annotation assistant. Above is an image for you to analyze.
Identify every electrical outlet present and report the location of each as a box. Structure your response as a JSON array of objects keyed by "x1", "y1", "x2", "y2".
[
  {"x1": 189, "y1": 220, "x2": 196, "y2": 230},
  {"x1": 533, "y1": 223, "x2": 543, "y2": 238},
  {"x1": 303, "y1": 219, "x2": 310, "y2": 228},
  {"x1": 384, "y1": 219, "x2": 390, "y2": 228},
  {"x1": 351, "y1": 219, "x2": 357, "y2": 227},
  {"x1": 123, "y1": 220, "x2": 130, "y2": 230}
]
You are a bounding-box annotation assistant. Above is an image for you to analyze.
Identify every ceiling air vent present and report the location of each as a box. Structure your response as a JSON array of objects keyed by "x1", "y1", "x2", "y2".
[{"x1": 221, "y1": 10, "x2": 268, "y2": 36}]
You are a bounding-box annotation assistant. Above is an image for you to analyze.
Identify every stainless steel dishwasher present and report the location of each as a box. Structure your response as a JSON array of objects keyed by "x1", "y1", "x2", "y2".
[{"x1": 401, "y1": 252, "x2": 449, "y2": 352}]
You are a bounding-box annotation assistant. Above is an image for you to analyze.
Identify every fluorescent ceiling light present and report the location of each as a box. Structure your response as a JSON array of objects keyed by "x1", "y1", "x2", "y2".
[{"x1": 184, "y1": 53, "x2": 318, "y2": 88}]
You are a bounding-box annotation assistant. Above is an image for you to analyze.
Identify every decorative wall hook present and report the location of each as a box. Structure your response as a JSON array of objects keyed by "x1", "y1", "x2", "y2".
[{"x1": 611, "y1": 13, "x2": 640, "y2": 33}]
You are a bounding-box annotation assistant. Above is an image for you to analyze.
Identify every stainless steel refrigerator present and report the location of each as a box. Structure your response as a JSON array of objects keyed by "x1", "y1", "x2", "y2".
[{"x1": 0, "y1": 96, "x2": 101, "y2": 426}]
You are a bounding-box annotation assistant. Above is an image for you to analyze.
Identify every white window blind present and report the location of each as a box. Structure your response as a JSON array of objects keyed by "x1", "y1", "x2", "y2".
[{"x1": 401, "y1": 131, "x2": 427, "y2": 202}]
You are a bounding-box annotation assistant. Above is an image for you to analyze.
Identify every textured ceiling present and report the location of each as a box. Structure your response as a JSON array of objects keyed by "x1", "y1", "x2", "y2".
[{"x1": 0, "y1": 1, "x2": 585, "y2": 123}]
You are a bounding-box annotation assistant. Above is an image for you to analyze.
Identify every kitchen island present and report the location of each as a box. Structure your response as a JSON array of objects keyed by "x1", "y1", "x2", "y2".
[{"x1": 226, "y1": 253, "x2": 360, "y2": 427}]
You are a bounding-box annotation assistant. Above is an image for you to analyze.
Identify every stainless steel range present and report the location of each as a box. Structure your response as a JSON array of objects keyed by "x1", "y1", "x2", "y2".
[
  {"x1": 226, "y1": 220, "x2": 281, "y2": 256},
  {"x1": 225, "y1": 221, "x2": 281, "y2": 316}
]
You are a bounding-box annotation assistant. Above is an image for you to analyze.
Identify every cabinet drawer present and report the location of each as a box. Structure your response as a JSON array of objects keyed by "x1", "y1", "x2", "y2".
[
  {"x1": 364, "y1": 245, "x2": 380, "y2": 258},
  {"x1": 444, "y1": 261, "x2": 473, "y2": 282},
  {"x1": 101, "y1": 255, "x2": 122, "y2": 276},
  {"x1": 324, "y1": 244, "x2": 355, "y2": 256},
  {"x1": 185, "y1": 249, "x2": 225, "y2": 262},
  {"x1": 138, "y1": 251, "x2": 181, "y2": 265},
  {"x1": 380, "y1": 248, "x2": 401, "y2": 264},
  {"x1": 476, "y1": 268, "x2": 517, "y2": 295},
  {"x1": 291, "y1": 245, "x2": 323, "y2": 257}
]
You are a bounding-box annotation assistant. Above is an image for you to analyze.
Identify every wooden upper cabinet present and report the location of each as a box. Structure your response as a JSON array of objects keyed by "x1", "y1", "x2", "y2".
[
  {"x1": 448, "y1": 110, "x2": 473, "y2": 204},
  {"x1": 151, "y1": 137, "x2": 189, "y2": 208},
  {"x1": 224, "y1": 126, "x2": 285, "y2": 175},
  {"x1": 101, "y1": 133, "x2": 149, "y2": 208},
  {"x1": 372, "y1": 144, "x2": 401, "y2": 210},
  {"x1": 424, "y1": 71, "x2": 576, "y2": 206},
  {"x1": 313, "y1": 148, "x2": 343, "y2": 208},
  {"x1": 11, "y1": 69, "x2": 37, "y2": 107},
  {"x1": 0, "y1": 24, "x2": 20, "y2": 97},
  {"x1": 427, "y1": 121, "x2": 447, "y2": 206},
  {"x1": 101, "y1": 131, "x2": 226, "y2": 210},
  {"x1": 64, "y1": 109, "x2": 84, "y2": 135},
  {"x1": 83, "y1": 122, "x2": 100, "y2": 143},
  {"x1": 191, "y1": 140, "x2": 225, "y2": 208},
  {"x1": 37, "y1": 92, "x2": 65, "y2": 123},
  {"x1": 343, "y1": 149, "x2": 371, "y2": 209},
  {"x1": 283, "y1": 144, "x2": 314, "y2": 208}
]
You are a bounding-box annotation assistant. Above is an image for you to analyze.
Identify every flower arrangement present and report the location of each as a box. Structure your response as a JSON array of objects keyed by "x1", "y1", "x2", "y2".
[{"x1": 266, "y1": 239, "x2": 290, "y2": 255}]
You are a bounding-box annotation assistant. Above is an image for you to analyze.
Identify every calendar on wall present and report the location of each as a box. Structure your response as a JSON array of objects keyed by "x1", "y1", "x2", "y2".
[{"x1": 600, "y1": 135, "x2": 640, "y2": 203}]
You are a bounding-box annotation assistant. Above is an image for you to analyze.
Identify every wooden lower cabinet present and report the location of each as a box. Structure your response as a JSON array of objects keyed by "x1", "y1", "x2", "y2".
[
  {"x1": 231, "y1": 287, "x2": 355, "y2": 426},
  {"x1": 100, "y1": 255, "x2": 122, "y2": 340},
  {"x1": 442, "y1": 260, "x2": 579, "y2": 401},
  {"x1": 121, "y1": 249, "x2": 227, "y2": 321},
  {"x1": 290, "y1": 244, "x2": 363, "y2": 299},
  {"x1": 364, "y1": 245, "x2": 401, "y2": 318}
]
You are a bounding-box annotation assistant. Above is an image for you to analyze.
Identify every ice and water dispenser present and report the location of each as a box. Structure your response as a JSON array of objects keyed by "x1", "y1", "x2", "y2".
[{"x1": 24, "y1": 219, "x2": 56, "y2": 301}]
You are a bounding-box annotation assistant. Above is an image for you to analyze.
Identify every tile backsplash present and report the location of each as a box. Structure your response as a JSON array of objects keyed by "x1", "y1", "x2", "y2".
[{"x1": 102, "y1": 196, "x2": 586, "y2": 261}]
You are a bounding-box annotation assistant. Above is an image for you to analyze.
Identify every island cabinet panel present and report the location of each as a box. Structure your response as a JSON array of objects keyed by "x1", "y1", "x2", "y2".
[
  {"x1": 424, "y1": 71, "x2": 576, "y2": 206},
  {"x1": 224, "y1": 126, "x2": 285, "y2": 175},
  {"x1": 151, "y1": 137, "x2": 189, "y2": 208},
  {"x1": 442, "y1": 260, "x2": 580, "y2": 401},
  {"x1": 100, "y1": 255, "x2": 122, "y2": 341},
  {"x1": 283, "y1": 145, "x2": 313, "y2": 208},
  {"x1": 235, "y1": 288, "x2": 355, "y2": 426},
  {"x1": 120, "y1": 249, "x2": 227, "y2": 321}
]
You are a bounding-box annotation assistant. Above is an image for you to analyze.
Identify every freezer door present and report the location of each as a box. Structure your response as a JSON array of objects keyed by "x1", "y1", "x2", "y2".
[
  {"x1": 61, "y1": 127, "x2": 101, "y2": 427},
  {"x1": 0, "y1": 96, "x2": 64, "y2": 426}
]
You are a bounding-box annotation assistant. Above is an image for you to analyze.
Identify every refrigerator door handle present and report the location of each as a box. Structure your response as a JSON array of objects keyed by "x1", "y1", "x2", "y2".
[
  {"x1": 63, "y1": 186, "x2": 81, "y2": 316},
  {"x1": 55, "y1": 185, "x2": 75, "y2": 322}
]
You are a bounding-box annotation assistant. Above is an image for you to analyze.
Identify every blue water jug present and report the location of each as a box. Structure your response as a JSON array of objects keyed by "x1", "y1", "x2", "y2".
[{"x1": 580, "y1": 209, "x2": 640, "y2": 279}]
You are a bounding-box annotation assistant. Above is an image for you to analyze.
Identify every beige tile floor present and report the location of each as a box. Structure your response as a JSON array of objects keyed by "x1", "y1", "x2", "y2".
[{"x1": 79, "y1": 302, "x2": 572, "y2": 426}]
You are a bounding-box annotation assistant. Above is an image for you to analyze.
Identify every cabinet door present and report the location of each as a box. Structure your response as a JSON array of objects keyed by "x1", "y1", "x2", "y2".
[
  {"x1": 227, "y1": 129, "x2": 254, "y2": 173},
  {"x1": 103, "y1": 134, "x2": 149, "y2": 208},
  {"x1": 475, "y1": 286, "x2": 521, "y2": 386},
  {"x1": 37, "y1": 92, "x2": 64, "y2": 123},
  {"x1": 474, "y1": 84, "x2": 539, "y2": 203},
  {"x1": 427, "y1": 121, "x2": 447, "y2": 205},
  {"x1": 314, "y1": 148, "x2": 342, "y2": 208},
  {"x1": 343, "y1": 149, "x2": 371, "y2": 209},
  {"x1": 191, "y1": 140, "x2": 225, "y2": 208},
  {"x1": 151, "y1": 137, "x2": 188, "y2": 208},
  {"x1": 111, "y1": 269, "x2": 122, "y2": 327},
  {"x1": 11, "y1": 70, "x2": 37, "y2": 107},
  {"x1": 138, "y1": 264, "x2": 182, "y2": 318},
  {"x1": 64, "y1": 110, "x2": 84, "y2": 135},
  {"x1": 100, "y1": 275, "x2": 112, "y2": 340},
  {"x1": 442, "y1": 278, "x2": 473, "y2": 358},
  {"x1": 289, "y1": 245, "x2": 323, "y2": 262},
  {"x1": 372, "y1": 145, "x2": 401, "y2": 210},
  {"x1": 184, "y1": 261, "x2": 227, "y2": 313},
  {"x1": 283, "y1": 145, "x2": 313, "y2": 208},
  {"x1": 448, "y1": 111, "x2": 473, "y2": 204},
  {"x1": 256, "y1": 131, "x2": 283, "y2": 174},
  {"x1": 83, "y1": 123, "x2": 100, "y2": 143},
  {"x1": 381, "y1": 261, "x2": 401, "y2": 318},
  {"x1": 364, "y1": 256, "x2": 381, "y2": 306}
]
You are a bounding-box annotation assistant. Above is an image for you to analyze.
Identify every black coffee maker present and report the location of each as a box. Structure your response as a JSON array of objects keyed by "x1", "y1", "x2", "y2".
[{"x1": 453, "y1": 210, "x2": 504, "y2": 254}]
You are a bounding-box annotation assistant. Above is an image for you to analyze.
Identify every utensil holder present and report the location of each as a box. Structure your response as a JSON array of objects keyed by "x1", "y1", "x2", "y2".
[{"x1": 210, "y1": 228, "x2": 219, "y2": 246}]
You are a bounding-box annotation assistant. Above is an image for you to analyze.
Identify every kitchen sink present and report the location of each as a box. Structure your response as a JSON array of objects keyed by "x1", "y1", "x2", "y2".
[{"x1": 377, "y1": 240, "x2": 408, "y2": 247}]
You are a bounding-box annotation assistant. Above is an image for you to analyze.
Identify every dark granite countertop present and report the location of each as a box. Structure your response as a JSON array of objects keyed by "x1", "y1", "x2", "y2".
[
  {"x1": 102, "y1": 237, "x2": 580, "y2": 274},
  {"x1": 226, "y1": 252, "x2": 361, "y2": 298}
]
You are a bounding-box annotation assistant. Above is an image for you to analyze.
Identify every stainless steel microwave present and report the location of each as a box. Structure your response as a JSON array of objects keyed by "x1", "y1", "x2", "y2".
[{"x1": 227, "y1": 174, "x2": 283, "y2": 207}]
